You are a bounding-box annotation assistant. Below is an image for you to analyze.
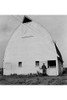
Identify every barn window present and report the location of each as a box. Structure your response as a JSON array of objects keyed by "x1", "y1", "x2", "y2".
[
  {"x1": 48, "y1": 60, "x2": 56, "y2": 68},
  {"x1": 35, "y1": 61, "x2": 39, "y2": 66},
  {"x1": 18, "y1": 62, "x2": 22, "y2": 67}
]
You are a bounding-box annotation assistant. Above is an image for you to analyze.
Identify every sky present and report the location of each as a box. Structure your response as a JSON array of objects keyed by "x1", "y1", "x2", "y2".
[{"x1": 0, "y1": 15, "x2": 67, "y2": 67}]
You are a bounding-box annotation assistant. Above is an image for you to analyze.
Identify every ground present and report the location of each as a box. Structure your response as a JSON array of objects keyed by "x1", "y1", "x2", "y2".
[{"x1": 0, "y1": 74, "x2": 67, "y2": 85}]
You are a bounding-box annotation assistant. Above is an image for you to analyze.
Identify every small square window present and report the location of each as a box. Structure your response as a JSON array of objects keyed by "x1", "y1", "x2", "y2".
[
  {"x1": 18, "y1": 62, "x2": 22, "y2": 67},
  {"x1": 35, "y1": 61, "x2": 39, "y2": 66}
]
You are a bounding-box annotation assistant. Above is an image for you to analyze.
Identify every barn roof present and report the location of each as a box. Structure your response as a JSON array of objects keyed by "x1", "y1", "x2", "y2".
[
  {"x1": 22, "y1": 16, "x2": 32, "y2": 23},
  {"x1": 54, "y1": 42, "x2": 63, "y2": 63}
]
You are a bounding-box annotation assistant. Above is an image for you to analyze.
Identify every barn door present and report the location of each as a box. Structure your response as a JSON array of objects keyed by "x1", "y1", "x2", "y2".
[{"x1": 4, "y1": 63, "x2": 12, "y2": 74}]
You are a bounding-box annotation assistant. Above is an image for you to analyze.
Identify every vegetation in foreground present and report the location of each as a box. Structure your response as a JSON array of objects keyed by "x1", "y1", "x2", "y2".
[{"x1": 0, "y1": 73, "x2": 67, "y2": 85}]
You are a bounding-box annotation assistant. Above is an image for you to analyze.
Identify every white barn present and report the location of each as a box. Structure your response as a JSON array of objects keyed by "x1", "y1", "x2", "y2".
[{"x1": 3, "y1": 16, "x2": 63, "y2": 76}]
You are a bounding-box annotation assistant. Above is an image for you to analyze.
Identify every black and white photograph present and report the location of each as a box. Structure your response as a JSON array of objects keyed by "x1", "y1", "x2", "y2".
[
  {"x1": 0, "y1": 15, "x2": 66, "y2": 85},
  {"x1": 0, "y1": 1, "x2": 67, "y2": 100}
]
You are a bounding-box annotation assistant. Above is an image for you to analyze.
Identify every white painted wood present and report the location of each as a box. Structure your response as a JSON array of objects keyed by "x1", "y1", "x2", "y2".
[{"x1": 3, "y1": 20, "x2": 59, "y2": 76}]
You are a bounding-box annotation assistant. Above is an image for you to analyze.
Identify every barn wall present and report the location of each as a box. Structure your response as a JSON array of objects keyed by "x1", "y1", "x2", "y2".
[
  {"x1": 3, "y1": 22, "x2": 58, "y2": 76},
  {"x1": 58, "y1": 59, "x2": 63, "y2": 75}
]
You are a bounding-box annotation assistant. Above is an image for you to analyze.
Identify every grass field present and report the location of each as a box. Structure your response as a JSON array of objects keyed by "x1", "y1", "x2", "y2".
[{"x1": 0, "y1": 74, "x2": 67, "y2": 85}]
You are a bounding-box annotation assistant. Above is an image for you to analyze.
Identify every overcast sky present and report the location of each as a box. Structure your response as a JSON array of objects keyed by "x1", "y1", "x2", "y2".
[{"x1": 0, "y1": 15, "x2": 67, "y2": 67}]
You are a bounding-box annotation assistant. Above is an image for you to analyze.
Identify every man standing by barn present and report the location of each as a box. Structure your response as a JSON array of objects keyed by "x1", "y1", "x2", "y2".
[{"x1": 40, "y1": 63, "x2": 46, "y2": 75}]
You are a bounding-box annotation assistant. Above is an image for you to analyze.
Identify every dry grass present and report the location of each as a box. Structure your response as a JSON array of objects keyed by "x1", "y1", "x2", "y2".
[{"x1": 0, "y1": 74, "x2": 67, "y2": 85}]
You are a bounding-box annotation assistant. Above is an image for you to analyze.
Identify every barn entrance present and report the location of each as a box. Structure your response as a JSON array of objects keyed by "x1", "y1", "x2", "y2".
[
  {"x1": 4, "y1": 63, "x2": 12, "y2": 75},
  {"x1": 35, "y1": 61, "x2": 47, "y2": 75}
]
